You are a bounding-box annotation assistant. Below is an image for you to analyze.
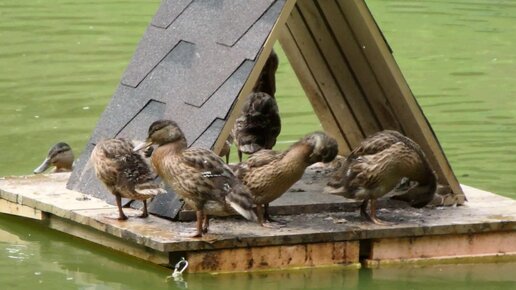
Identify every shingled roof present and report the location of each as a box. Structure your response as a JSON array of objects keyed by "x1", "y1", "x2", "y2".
[{"x1": 68, "y1": 0, "x2": 465, "y2": 219}]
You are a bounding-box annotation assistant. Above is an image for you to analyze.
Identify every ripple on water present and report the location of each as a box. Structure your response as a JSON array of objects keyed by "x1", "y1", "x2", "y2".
[{"x1": 3, "y1": 244, "x2": 30, "y2": 261}]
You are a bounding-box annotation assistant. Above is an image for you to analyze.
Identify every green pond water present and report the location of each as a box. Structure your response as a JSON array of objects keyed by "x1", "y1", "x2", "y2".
[{"x1": 0, "y1": 0, "x2": 515, "y2": 288}]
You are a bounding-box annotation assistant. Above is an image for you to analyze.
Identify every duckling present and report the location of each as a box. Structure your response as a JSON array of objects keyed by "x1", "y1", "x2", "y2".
[
  {"x1": 325, "y1": 130, "x2": 437, "y2": 224},
  {"x1": 91, "y1": 138, "x2": 165, "y2": 221},
  {"x1": 232, "y1": 92, "x2": 281, "y2": 162},
  {"x1": 34, "y1": 142, "x2": 74, "y2": 174},
  {"x1": 231, "y1": 132, "x2": 338, "y2": 225},
  {"x1": 134, "y1": 120, "x2": 257, "y2": 238}
]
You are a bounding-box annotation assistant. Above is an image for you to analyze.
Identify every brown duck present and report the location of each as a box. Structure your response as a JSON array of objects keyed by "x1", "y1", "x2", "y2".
[
  {"x1": 232, "y1": 91, "x2": 281, "y2": 162},
  {"x1": 91, "y1": 138, "x2": 165, "y2": 220},
  {"x1": 231, "y1": 132, "x2": 338, "y2": 225},
  {"x1": 222, "y1": 49, "x2": 279, "y2": 163},
  {"x1": 34, "y1": 142, "x2": 74, "y2": 174},
  {"x1": 253, "y1": 48, "x2": 279, "y2": 97},
  {"x1": 325, "y1": 130, "x2": 437, "y2": 224},
  {"x1": 134, "y1": 120, "x2": 257, "y2": 237}
]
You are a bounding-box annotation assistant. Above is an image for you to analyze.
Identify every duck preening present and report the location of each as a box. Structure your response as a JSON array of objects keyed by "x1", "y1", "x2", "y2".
[
  {"x1": 222, "y1": 49, "x2": 280, "y2": 163},
  {"x1": 232, "y1": 92, "x2": 281, "y2": 162},
  {"x1": 253, "y1": 48, "x2": 279, "y2": 97},
  {"x1": 134, "y1": 119, "x2": 257, "y2": 238},
  {"x1": 325, "y1": 130, "x2": 437, "y2": 224},
  {"x1": 91, "y1": 138, "x2": 165, "y2": 220},
  {"x1": 231, "y1": 131, "x2": 338, "y2": 226},
  {"x1": 33, "y1": 142, "x2": 74, "y2": 174}
]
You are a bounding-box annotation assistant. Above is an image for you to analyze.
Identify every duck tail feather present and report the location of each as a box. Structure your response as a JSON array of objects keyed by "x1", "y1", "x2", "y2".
[
  {"x1": 135, "y1": 183, "x2": 166, "y2": 196},
  {"x1": 226, "y1": 185, "x2": 258, "y2": 222}
]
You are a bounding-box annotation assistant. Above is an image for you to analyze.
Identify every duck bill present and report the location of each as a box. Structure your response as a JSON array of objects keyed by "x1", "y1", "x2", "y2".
[
  {"x1": 133, "y1": 140, "x2": 153, "y2": 152},
  {"x1": 33, "y1": 158, "x2": 51, "y2": 174}
]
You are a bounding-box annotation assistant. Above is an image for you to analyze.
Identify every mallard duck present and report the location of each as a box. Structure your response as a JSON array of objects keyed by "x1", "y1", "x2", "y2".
[
  {"x1": 33, "y1": 142, "x2": 74, "y2": 174},
  {"x1": 91, "y1": 138, "x2": 165, "y2": 220},
  {"x1": 325, "y1": 130, "x2": 437, "y2": 224},
  {"x1": 231, "y1": 132, "x2": 338, "y2": 225},
  {"x1": 221, "y1": 49, "x2": 279, "y2": 163},
  {"x1": 134, "y1": 119, "x2": 257, "y2": 237},
  {"x1": 232, "y1": 91, "x2": 281, "y2": 162},
  {"x1": 253, "y1": 48, "x2": 279, "y2": 97}
]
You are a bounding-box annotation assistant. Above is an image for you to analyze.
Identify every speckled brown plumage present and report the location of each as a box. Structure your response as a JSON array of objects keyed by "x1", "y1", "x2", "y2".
[
  {"x1": 91, "y1": 138, "x2": 165, "y2": 220},
  {"x1": 232, "y1": 92, "x2": 281, "y2": 162},
  {"x1": 136, "y1": 120, "x2": 257, "y2": 237},
  {"x1": 325, "y1": 130, "x2": 437, "y2": 224},
  {"x1": 231, "y1": 132, "x2": 338, "y2": 225}
]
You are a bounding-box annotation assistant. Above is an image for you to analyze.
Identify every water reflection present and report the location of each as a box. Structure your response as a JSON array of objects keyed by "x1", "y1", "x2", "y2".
[{"x1": 0, "y1": 215, "x2": 170, "y2": 290}]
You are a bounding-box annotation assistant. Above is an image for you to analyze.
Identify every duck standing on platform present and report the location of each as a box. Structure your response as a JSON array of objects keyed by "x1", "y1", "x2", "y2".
[
  {"x1": 232, "y1": 91, "x2": 281, "y2": 162},
  {"x1": 231, "y1": 132, "x2": 338, "y2": 226},
  {"x1": 222, "y1": 49, "x2": 279, "y2": 163},
  {"x1": 34, "y1": 142, "x2": 74, "y2": 174},
  {"x1": 134, "y1": 120, "x2": 258, "y2": 237},
  {"x1": 91, "y1": 138, "x2": 166, "y2": 221},
  {"x1": 324, "y1": 130, "x2": 437, "y2": 224}
]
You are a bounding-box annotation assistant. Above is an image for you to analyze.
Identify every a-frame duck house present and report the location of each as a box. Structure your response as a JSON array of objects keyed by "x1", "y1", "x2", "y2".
[
  {"x1": 67, "y1": 0, "x2": 465, "y2": 219},
  {"x1": 2, "y1": 0, "x2": 516, "y2": 272}
]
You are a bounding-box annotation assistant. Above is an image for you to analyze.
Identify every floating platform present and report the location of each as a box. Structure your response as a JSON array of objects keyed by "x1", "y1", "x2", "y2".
[{"x1": 0, "y1": 171, "x2": 515, "y2": 273}]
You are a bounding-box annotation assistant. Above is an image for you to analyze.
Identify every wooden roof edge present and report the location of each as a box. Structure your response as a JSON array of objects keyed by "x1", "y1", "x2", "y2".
[{"x1": 212, "y1": 0, "x2": 298, "y2": 154}]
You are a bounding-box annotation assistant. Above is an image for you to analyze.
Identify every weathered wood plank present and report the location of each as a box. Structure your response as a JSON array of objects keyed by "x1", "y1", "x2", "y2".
[
  {"x1": 285, "y1": 4, "x2": 364, "y2": 148},
  {"x1": 297, "y1": 0, "x2": 380, "y2": 136},
  {"x1": 47, "y1": 214, "x2": 170, "y2": 266},
  {"x1": 186, "y1": 241, "x2": 360, "y2": 273},
  {"x1": 366, "y1": 231, "x2": 516, "y2": 265},
  {"x1": 317, "y1": 0, "x2": 401, "y2": 131},
  {"x1": 278, "y1": 27, "x2": 351, "y2": 154},
  {"x1": 0, "y1": 199, "x2": 44, "y2": 220},
  {"x1": 338, "y1": 0, "x2": 464, "y2": 201}
]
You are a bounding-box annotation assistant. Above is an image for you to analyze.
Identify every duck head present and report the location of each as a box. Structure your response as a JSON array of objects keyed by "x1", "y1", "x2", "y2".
[
  {"x1": 34, "y1": 142, "x2": 74, "y2": 174},
  {"x1": 133, "y1": 119, "x2": 187, "y2": 151},
  {"x1": 304, "y1": 132, "x2": 339, "y2": 164}
]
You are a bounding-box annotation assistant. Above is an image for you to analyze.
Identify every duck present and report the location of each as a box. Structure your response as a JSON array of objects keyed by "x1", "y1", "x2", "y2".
[
  {"x1": 133, "y1": 119, "x2": 258, "y2": 238},
  {"x1": 232, "y1": 91, "x2": 281, "y2": 162},
  {"x1": 231, "y1": 132, "x2": 338, "y2": 225},
  {"x1": 33, "y1": 142, "x2": 74, "y2": 174},
  {"x1": 253, "y1": 48, "x2": 279, "y2": 97},
  {"x1": 222, "y1": 49, "x2": 279, "y2": 163},
  {"x1": 324, "y1": 130, "x2": 437, "y2": 224},
  {"x1": 91, "y1": 138, "x2": 166, "y2": 221}
]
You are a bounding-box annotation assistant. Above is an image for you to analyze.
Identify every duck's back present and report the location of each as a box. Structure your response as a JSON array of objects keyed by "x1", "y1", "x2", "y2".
[
  {"x1": 92, "y1": 139, "x2": 158, "y2": 198},
  {"x1": 232, "y1": 149, "x2": 304, "y2": 204},
  {"x1": 233, "y1": 92, "x2": 281, "y2": 154},
  {"x1": 327, "y1": 130, "x2": 436, "y2": 206}
]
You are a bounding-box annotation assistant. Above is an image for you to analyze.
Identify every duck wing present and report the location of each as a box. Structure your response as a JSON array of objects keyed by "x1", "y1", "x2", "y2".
[
  {"x1": 182, "y1": 147, "x2": 256, "y2": 221},
  {"x1": 349, "y1": 130, "x2": 403, "y2": 158}
]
